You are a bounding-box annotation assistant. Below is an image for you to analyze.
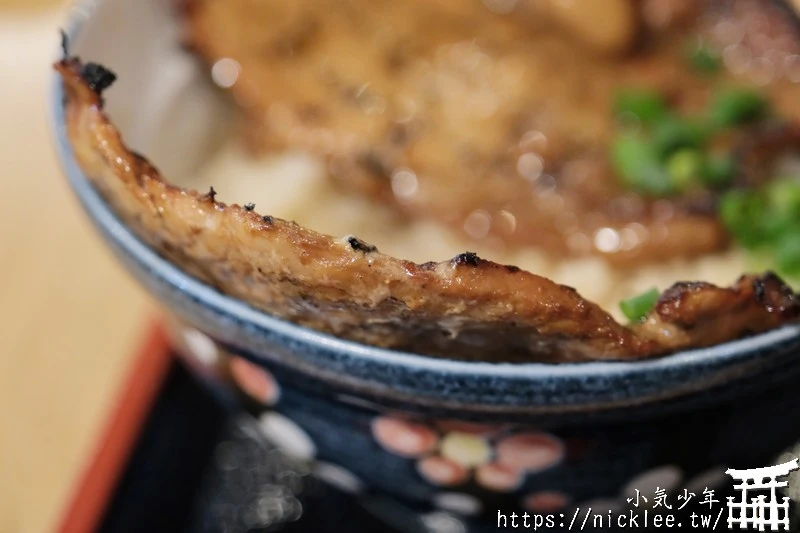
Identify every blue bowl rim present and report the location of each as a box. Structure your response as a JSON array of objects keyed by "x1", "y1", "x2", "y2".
[{"x1": 50, "y1": 0, "x2": 800, "y2": 405}]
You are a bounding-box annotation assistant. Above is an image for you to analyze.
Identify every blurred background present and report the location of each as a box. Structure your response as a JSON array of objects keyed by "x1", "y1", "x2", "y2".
[{"x1": 0, "y1": 1, "x2": 153, "y2": 531}]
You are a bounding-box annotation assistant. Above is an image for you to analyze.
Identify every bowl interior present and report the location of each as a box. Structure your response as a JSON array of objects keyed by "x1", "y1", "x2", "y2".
[{"x1": 68, "y1": 0, "x2": 228, "y2": 180}]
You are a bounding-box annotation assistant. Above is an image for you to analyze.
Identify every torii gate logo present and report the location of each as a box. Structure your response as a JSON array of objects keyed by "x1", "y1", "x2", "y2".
[{"x1": 726, "y1": 458, "x2": 799, "y2": 531}]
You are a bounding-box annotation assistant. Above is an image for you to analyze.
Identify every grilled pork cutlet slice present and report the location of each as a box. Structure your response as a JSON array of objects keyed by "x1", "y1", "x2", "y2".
[{"x1": 56, "y1": 58, "x2": 800, "y2": 362}]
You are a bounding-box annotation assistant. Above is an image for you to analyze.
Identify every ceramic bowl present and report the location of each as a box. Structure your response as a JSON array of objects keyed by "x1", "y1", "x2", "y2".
[{"x1": 52, "y1": 0, "x2": 800, "y2": 530}]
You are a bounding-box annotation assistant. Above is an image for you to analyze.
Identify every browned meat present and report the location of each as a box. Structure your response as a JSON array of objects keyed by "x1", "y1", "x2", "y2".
[
  {"x1": 178, "y1": 0, "x2": 800, "y2": 266},
  {"x1": 55, "y1": 58, "x2": 800, "y2": 362},
  {"x1": 735, "y1": 123, "x2": 800, "y2": 188},
  {"x1": 639, "y1": 273, "x2": 799, "y2": 348}
]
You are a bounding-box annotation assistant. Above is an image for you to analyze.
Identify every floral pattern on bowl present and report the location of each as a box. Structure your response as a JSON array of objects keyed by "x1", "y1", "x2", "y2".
[
  {"x1": 157, "y1": 322, "x2": 796, "y2": 532},
  {"x1": 371, "y1": 416, "x2": 564, "y2": 498}
]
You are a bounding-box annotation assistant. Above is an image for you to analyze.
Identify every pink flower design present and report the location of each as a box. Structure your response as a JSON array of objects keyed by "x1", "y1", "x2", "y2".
[
  {"x1": 522, "y1": 491, "x2": 570, "y2": 512},
  {"x1": 371, "y1": 416, "x2": 564, "y2": 493},
  {"x1": 228, "y1": 356, "x2": 281, "y2": 406},
  {"x1": 417, "y1": 456, "x2": 470, "y2": 486},
  {"x1": 495, "y1": 433, "x2": 564, "y2": 473},
  {"x1": 226, "y1": 356, "x2": 320, "y2": 462},
  {"x1": 371, "y1": 417, "x2": 438, "y2": 457},
  {"x1": 475, "y1": 463, "x2": 523, "y2": 492}
]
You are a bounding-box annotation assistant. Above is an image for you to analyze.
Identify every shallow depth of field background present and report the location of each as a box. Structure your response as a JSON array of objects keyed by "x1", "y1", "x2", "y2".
[{"x1": 0, "y1": 1, "x2": 153, "y2": 531}]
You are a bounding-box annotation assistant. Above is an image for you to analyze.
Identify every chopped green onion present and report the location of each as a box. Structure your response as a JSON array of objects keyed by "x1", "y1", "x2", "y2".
[
  {"x1": 613, "y1": 89, "x2": 668, "y2": 124},
  {"x1": 701, "y1": 155, "x2": 735, "y2": 187},
  {"x1": 719, "y1": 189, "x2": 767, "y2": 249},
  {"x1": 721, "y1": 180, "x2": 800, "y2": 249},
  {"x1": 776, "y1": 231, "x2": 800, "y2": 277},
  {"x1": 611, "y1": 135, "x2": 675, "y2": 196},
  {"x1": 652, "y1": 117, "x2": 711, "y2": 158},
  {"x1": 721, "y1": 178, "x2": 800, "y2": 280},
  {"x1": 709, "y1": 88, "x2": 768, "y2": 128},
  {"x1": 620, "y1": 288, "x2": 660, "y2": 322},
  {"x1": 761, "y1": 179, "x2": 800, "y2": 242},
  {"x1": 666, "y1": 149, "x2": 705, "y2": 191},
  {"x1": 687, "y1": 42, "x2": 722, "y2": 74},
  {"x1": 610, "y1": 83, "x2": 771, "y2": 199},
  {"x1": 766, "y1": 178, "x2": 800, "y2": 219}
]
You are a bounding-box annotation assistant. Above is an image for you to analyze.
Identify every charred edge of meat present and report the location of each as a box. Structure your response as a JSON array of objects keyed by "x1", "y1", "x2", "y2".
[
  {"x1": 656, "y1": 281, "x2": 717, "y2": 311},
  {"x1": 262, "y1": 215, "x2": 274, "y2": 225},
  {"x1": 58, "y1": 55, "x2": 117, "y2": 106},
  {"x1": 80, "y1": 62, "x2": 117, "y2": 94},
  {"x1": 654, "y1": 273, "x2": 800, "y2": 323},
  {"x1": 750, "y1": 271, "x2": 800, "y2": 314},
  {"x1": 204, "y1": 186, "x2": 217, "y2": 202},
  {"x1": 754, "y1": 276, "x2": 767, "y2": 304},
  {"x1": 59, "y1": 29, "x2": 69, "y2": 60},
  {"x1": 347, "y1": 236, "x2": 378, "y2": 253},
  {"x1": 244, "y1": 203, "x2": 256, "y2": 211},
  {"x1": 453, "y1": 252, "x2": 480, "y2": 267}
]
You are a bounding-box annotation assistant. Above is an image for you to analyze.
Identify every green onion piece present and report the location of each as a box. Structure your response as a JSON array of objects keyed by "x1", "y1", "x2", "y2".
[
  {"x1": 709, "y1": 88, "x2": 768, "y2": 128},
  {"x1": 620, "y1": 288, "x2": 660, "y2": 322},
  {"x1": 611, "y1": 135, "x2": 674, "y2": 196},
  {"x1": 719, "y1": 189, "x2": 767, "y2": 249},
  {"x1": 613, "y1": 89, "x2": 668, "y2": 124},
  {"x1": 720, "y1": 178, "x2": 800, "y2": 279},
  {"x1": 776, "y1": 231, "x2": 800, "y2": 277},
  {"x1": 687, "y1": 42, "x2": 722, "y2": 74},
  {"x1": 666, "y1": 149, "x2": 705, "y2": 191},
  {"x1": 701, "y1": 155, "x2": 735, "y2": 187},
  {"x1": 761, "y1": 179, "x2": 800, "y2": 241},
  {"x1": 766, "y1": 178, "x2": 800, "y2": 219},
  {"x1": 652, "y1": 117, "x2": 711, "y2": 158}
]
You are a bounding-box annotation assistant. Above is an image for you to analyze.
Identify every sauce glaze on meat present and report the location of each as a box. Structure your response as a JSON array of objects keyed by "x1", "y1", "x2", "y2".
[{"x1": 180, "y1": 0, "x2": 800, "y2": 265}]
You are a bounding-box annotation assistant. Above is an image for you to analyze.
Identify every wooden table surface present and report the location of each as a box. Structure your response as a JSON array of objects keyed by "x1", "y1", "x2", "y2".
[{"x1": 0, "y1": 4, "x2": 154, "y2": 532}]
